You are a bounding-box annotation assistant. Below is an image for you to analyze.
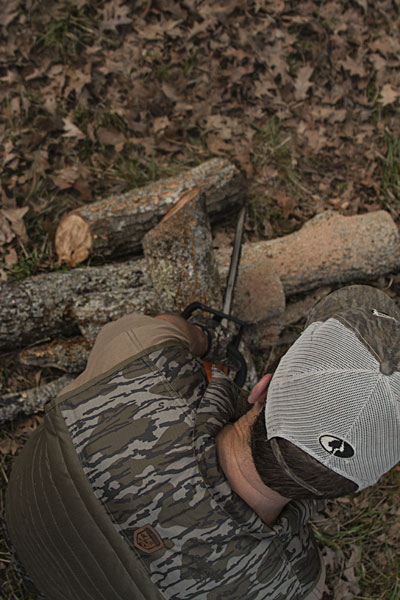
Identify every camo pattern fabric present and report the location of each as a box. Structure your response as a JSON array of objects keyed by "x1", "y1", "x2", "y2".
[
  {"x1": 189, "y1": 315, "x2": 239, "y2": 369},
  {"x1": 59, "y1": 342, "x2": 322, "y2": 600},
  {"x1": 307, "y1": 284, "x2": 400, "y2": 373}
]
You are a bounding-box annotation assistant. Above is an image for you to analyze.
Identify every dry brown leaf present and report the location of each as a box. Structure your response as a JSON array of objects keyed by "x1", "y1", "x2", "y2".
[
  {"x1": 354, "y1": 0, "x2": 368, "y2": 11},
  {"x1": 51, "y1": 166, "x2": 80, "y2": 190},
  {"x1": 274, "y1": 190, "x2": 297, "y2": 219},
  {"x1": 4, "y1": 247, "x2": 18, "y2": 268},
  {"x1": 379, "y1": 84, "x2": 400, "y2": 106},
  {"x1": 207, "y1": 134, "x2": 232, "y2": 155},
  {"x1": 64, "y1": 67, "x2": 92, "y2": 98},
  {"x1": 0, "y1": 437, "x2": 21, "y2": 455},
  {"x1": 62, "y1": 118, "x2": 85, "y2": 140},
  {"x1": 301, "y1": 126, "x2": 328, "y2": 153},
  {"x1": 97, "y1": 126, "x2": 125, "y2": 150},
  {"x1": 3, "y1": 139, "x2": 18, "y2": 165},
  {"x1": 16, "y1": 414, "x2": 44, "y2": 434},
  {"x1": 1, "y1": 206, "x2": 28, "y2": 223},
  {"x1": 153, "y1": 117, "x2": 171, "y2": 135},
  {"x1": 294, "y1": 65, "x2": 314, "y2": 100},
  {"x1": 341, "y1": 56, "x2": 366, "y2": 78},
  {"x1": 0, "y1": 438, "x2": 12, "y2": 454},
  {"x1": 343, "y1": 545, "x2": 361, "y2": 584},
  {"x1": 0, "y1": 0, "x2": 21, "y2": 27},
  {"x1": 322, "y1": 546, "x2": 339, "y2": 572},
  {"x1": 100, "y1": 0, "x2": 132, "y2": 32},
  {"x1": 0, "y1": 214, "x2": 14, "y2": 246},
  {"x1": 1, "y1": 206, "x2": 29, "y2": 242}
]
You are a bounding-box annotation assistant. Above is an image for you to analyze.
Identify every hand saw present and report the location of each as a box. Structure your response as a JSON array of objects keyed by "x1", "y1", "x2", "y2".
[{"x1": 181, "y1": 205, "x2": 248, "y2": 386}]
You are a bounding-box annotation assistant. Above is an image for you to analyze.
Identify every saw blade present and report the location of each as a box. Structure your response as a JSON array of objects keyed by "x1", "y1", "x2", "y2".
[{"x1": 222, "y1": 204, "x2": 247, "y2": 316}]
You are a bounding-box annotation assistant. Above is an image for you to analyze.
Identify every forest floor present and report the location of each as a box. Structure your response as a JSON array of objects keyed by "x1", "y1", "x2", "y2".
[{"x1": 1, "y1": 1, "x2": 400, "y2": 598}]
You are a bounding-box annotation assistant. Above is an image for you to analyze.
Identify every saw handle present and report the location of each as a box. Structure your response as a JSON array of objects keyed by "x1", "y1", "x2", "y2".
[{"x1": 181, "y1": 301, "x2": 247, "y2": 387}]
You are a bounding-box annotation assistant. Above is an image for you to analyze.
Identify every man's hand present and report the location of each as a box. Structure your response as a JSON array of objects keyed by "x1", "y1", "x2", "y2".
[
  {"x1": 188, "y1": 315, "x2": 238, "y2": 368},
  {"x1": 247, "y1": 374, "x2": 273, "y2": 405}
]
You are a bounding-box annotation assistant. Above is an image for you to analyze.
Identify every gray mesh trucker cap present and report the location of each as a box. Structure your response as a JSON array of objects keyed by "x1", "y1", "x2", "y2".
[{"x1": 265, "y1": 285, "x2": 400, "y2": 491}]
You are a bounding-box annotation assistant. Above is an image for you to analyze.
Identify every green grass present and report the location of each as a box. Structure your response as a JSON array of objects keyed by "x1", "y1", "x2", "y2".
[
  {"x1": 248, "y1": 195, "x2": 283, "y2": 235},
  {"x1": 381, "y1": 135, "x2": 400, "y2": 204},
  {"x1": 34, "y1": 4, "x2": 98, "y2": 59},
  {"x1": 313, "y1": 468, "x2": 400, "y2": 599},
  {"x1": 253, "y1": 117, "x2": 306, "y2": 194},
  {"x1": 249, "y1": 117, "x2": 307, "y2": 234},
  {"x1": 98, "y1": 148, "x2": 166, "y2": 192},
  {"x1": 149, "y1": 52, "x2": 171, "y2": 81}
]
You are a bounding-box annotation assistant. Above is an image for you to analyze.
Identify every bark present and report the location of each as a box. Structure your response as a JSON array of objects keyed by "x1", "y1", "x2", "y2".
[
  {"x1": 55, "y1": 158, "x2": 246, "y2": 266},
  {"x1": 0, "y1": 258, "x2": 156, "y2": 351},
  {"x1": 2, "y1": 210, "x2": 400, "y2": 423},
  {"x1": 142, "y1": 188, "x2": 223, "y2": 313},
  {"x1": 0, "y1": 375, "x2": 74, "y2": 424},
  {"x1": 216, "y1": 210, "x2": 400, "y2": 295},
  {"x1": 2, "y1": 210, "x2": 399, "y2": 353},
  {"x1": 19, "y1": 337, "x2": 91, "y2": 373}
]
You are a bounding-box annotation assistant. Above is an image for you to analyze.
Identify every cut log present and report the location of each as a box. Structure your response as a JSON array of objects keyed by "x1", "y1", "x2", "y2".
[
  {"x1": 70, "y1": 285, "x2": 159, "y2": 343},
  {"x1": 2, "y1": 210, "x2": 400, "y2": 353},
  {"x1": 55, "y1": 158, "x2": 246, "y2": 266},
  {"x1": 142, "y1": 188, "x2": 223, "y2": 313},
  {"x1": 216, "y1": 210, "x2": 400, "y2": 295},
  {"x1": 19, "y1": 337, "x2": 91, "y2": 373},
  {"x1": 0, "y1": 258, "x2": 156, "y2": 351},
  {"x1": 0, "y1": 375, "x2": 74, "y2": 424}
]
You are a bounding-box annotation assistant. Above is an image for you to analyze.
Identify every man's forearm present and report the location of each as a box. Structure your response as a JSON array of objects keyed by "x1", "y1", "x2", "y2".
[{"x1": 155, "y1": 314, "x2": 208, "y2": 357}]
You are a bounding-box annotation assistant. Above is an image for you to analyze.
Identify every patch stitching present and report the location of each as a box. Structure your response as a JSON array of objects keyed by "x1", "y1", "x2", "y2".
[{"x1": 133, "y1": 525, "x2": 164, "y2": 554}]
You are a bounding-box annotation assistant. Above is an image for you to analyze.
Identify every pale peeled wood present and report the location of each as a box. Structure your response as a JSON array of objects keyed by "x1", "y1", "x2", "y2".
[
  {"x1": 55, "y1": 158, "x2": 246, "y2": 266},
  {"x1": 215, "y1": 210, "x2": 400, "y2": 295},
  {"x1": 142, "y1": 188, "x2": 223, "y2": 313}
]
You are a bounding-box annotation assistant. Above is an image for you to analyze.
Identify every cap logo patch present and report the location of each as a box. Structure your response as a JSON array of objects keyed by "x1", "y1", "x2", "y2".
[
  {"x1": 319, "y1": 435, "x2": 354, "y2": 458},
  {"x1": 133, "y1": 525, "x2": 164, "y2": 554}
]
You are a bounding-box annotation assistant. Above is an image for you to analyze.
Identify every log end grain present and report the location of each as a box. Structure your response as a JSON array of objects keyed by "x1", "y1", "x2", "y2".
[
  {"x1": 55, "y1": 213, "x2": 93, "y2": 266},
  {"x1": 54, "y1": 159, "x2": 246, "y2": 266}
]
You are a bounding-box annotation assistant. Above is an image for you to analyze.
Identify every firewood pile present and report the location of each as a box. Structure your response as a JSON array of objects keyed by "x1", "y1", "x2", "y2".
[{"x1": 2, "y1": 158, "x2": 400, "y2": 423}]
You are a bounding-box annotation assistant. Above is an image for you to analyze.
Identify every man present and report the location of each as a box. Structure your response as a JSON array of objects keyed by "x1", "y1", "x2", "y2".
[{"x1": 5, "y1": 285, "x2": 400, "y2": 599}]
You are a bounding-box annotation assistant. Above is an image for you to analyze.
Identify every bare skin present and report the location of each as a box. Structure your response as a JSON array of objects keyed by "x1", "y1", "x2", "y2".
[
  {"x1": 216, "y1": 398, "x2": 291, "y2": 526},
  {"x1": 156, "y1": 315, "x2": 291, "y2": 525}
]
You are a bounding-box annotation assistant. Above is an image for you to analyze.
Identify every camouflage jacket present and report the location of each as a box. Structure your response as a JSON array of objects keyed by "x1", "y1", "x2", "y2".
[{"x1": 6, "y1": 341, "x2": 323, "y2": 599}]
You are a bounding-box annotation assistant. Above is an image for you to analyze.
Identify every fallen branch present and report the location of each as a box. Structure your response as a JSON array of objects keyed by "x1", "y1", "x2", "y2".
[
  {"x1": 55, "y1": 158, "x2": 246, "y2": 266},
  {"x1": 19, "y1": 337, "x2": 91, "y2": 373},
  {"x1": 0, "y1": 375, "x2": 74, "y2": 424},
  {"x1": 0, "y1": 258, "x2": 156, "y2": 351}
]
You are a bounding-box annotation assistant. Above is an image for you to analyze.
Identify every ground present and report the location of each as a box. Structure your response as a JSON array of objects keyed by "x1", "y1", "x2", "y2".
[{"x1": 0, "y1": 1, "x2": 400, "y2": 598}]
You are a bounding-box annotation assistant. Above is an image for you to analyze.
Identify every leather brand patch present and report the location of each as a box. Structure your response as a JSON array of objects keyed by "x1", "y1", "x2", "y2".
[{"x1": 133, "y1": 525, "x2": 164, "y2": 554}]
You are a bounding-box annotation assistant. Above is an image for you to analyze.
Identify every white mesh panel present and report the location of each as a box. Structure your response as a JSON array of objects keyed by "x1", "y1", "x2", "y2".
[{"x1": 266, "y1": 319, "x2": 400, "y2": 489}]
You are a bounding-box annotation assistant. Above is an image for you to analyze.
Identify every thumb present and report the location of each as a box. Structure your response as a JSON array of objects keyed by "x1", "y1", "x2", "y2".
[{"x1": 248, "y1": 373, "x2": 273, "y2": 405}]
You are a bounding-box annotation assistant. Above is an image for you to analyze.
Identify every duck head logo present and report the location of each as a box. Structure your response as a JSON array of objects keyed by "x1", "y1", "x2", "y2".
[{"x1": 319, "y1": 435, "x2": 355, "y2": 458}]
